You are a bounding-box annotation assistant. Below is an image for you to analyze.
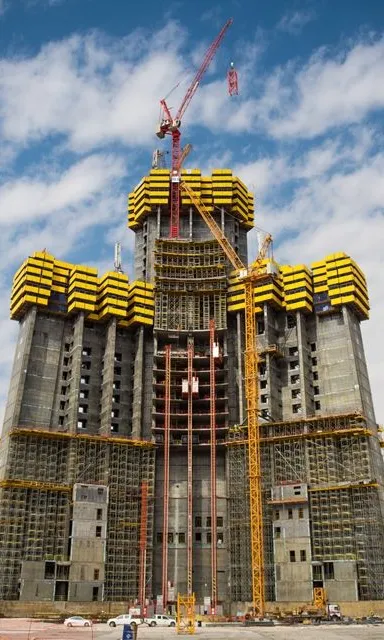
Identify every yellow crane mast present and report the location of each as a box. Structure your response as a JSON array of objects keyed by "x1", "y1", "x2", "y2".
[{"x1": 180, "y1": 181, "x2": 272, "y2": 617}]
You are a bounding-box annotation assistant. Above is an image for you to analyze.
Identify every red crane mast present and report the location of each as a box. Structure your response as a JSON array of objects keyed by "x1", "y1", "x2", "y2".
[
  {"x1": 139, "y1": 481, "x2": 148, "y2": 618},
  {"x1": 209, "y1": 319, "x2": 218, "y2": 613},
  {"x1": 156, "y1": 18, "x2": 233, "y2": 238}
]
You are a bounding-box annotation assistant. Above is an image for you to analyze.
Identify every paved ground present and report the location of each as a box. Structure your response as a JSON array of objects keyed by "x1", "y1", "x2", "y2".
[{"x1": 0, "y1": 620, "x2": 384, "y2": 640}]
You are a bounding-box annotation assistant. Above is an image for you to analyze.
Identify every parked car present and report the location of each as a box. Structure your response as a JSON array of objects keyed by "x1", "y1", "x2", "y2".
[
  {"x1": 64, "y1": 616, "x2": 92, "y2": 627},
  {"x1": 107, "y1": 614, "x2": 142, "y2": 627},
  {"x1": 145, "y1": 614, "x2": 176, "y2": 627}
]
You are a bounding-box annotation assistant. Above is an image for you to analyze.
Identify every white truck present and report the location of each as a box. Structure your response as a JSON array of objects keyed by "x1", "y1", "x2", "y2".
[
  {"x1": 107, "y1": 613, "x2": 176, "y2": 628},
  {"x1": 144, "y1": 614, "x2": 176, "y2": 627}
]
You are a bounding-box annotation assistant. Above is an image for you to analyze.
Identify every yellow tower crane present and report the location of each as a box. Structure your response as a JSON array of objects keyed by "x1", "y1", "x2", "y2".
[{"x1": 180, "y1": 181, "x2": 273, "y2": 618}]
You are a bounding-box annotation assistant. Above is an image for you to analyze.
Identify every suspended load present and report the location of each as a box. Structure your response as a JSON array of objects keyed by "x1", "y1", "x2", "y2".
[
  {"x1": 182, "y1": 379, "x2": 188, "y2": 397},
  {"x1": 192, "y1": 376, "x2": 199, "y2": 396},
  {"x1": 227, "y1": 62, "x2": 239, "y2": 96}
]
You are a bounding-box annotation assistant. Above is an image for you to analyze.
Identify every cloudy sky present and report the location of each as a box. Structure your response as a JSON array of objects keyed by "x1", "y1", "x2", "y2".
[{"x1": 0, "y1": 0, "x2": 383, "y2": 424}]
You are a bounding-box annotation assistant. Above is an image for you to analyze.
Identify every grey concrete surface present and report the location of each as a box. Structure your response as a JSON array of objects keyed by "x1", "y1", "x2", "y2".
[
  {"x1": 1, "y1": 620, "x2": 384, "y2": 640},
  {"x1": 98, "y1": 623, "x2": 384, "y2": 640}
]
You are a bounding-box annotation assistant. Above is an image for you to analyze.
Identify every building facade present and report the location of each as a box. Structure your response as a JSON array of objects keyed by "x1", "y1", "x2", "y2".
[{"x1": 0, "y1": 168, "x2": 383, "y2": 609}]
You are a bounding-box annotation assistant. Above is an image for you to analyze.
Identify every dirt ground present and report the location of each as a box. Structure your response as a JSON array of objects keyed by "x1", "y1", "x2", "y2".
[{"x1": 1, "y1": 619, "x2": 384, "y2": 640}]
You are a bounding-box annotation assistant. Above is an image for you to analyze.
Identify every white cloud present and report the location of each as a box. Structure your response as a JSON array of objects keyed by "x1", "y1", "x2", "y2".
[
  {"x1": 185, "y1": 35, "x2": 384, "y2": 145},
  {"x1": 258, "y1": 37, "x2": 384, "y2": 138},
  {"x1": 0, "y1": 150, "x2": 128, "y2": 428},
  {"x1": 0, "y1": 24, "x2": 186, "y2": 152},
  {"x1": 277, "y1": 10, "x2": 316, "y2": 35},
  {"x1": 0, "y1": 153, "x2": 124, "y2": 225},
  {"x1": 236, "y1": 132, "x2": 384, "y2": 422}
]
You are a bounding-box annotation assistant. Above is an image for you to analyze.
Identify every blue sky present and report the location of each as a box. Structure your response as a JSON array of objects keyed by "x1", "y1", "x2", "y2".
[{"x1": 0, "y1": 0, "x2": 383, "y2": 424}]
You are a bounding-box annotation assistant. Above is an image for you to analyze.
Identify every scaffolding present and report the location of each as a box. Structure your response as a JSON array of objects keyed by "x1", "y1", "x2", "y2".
[
  {"x1": 176, "y1": 592, "x2": 196, "y2": 635},
  {"x1": 0, "y1": 429, "x2": 155, "y2": 602},
  {"x1": 227, "y1": 412, "x2": 384, "y2": 601},
  {"x1": 154, "y1": 239, "x2": 227, "y2": 331},
  {"x1": 227, "y1": 426, "x2": 251, "y2": 602}
]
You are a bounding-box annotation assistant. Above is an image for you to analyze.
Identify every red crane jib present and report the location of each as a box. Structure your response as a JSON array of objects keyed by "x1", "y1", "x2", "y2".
[{"x1": 158, "y1": 18, "x2": 233, "y2": 238}]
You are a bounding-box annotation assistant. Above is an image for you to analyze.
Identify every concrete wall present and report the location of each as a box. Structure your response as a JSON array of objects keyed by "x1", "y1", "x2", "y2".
[
  {"x1": 4, "y1": 598, "x2": 384, "y2": 619},
  {"x1": 272, "y1": 484, "x2": 312, "y2": 602},
  {"x1": 69, "y1": 484, "x2": 108, "y2": 602},
  {"x1": 153, "y1": 449, "x2": 228, "y2": 601},
  {"x1": 324, "y1": 561, "x2": 358, "y2": 601}
]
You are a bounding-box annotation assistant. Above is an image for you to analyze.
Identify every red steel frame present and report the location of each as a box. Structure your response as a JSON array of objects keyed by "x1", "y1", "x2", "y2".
[
  {"x1": 162, "y1": 345, "x2": 171, "y2": 608},
  {"x1": 139, "y1": 480, "x2": 148, "y2": 617},
  {"x1": 187, "y1": 336, "x2": 194, "y2": 594},
  {"x1": 209, "y1": 318, "x2": 217, "y2": 612}
]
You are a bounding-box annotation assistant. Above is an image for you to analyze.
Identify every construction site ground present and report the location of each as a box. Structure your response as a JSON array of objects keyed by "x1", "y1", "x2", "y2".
[{"x1": 1, "y1": 619, "x2": 384, "y2": 640}]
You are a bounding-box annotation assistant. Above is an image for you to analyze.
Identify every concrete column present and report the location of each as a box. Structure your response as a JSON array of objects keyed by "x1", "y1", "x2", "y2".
[
  {"x1": 157, "y1": 206, "x2": 161, "y2": 239},
  {"x1": 2, "y1": 306, "x2": 37, "y2": 435},
  {"x1": 99, "y1": 318, "x2": 117, "y2": 435},
  {"x1": 342, "y1": 306, "x2": 376, "y2": 422},
  {"x1": 296, "y1": 311, "x2": 313, "y2": 417},
  {"x1": 189, "y1": 207, "x2": 193, "y2": 239},
  {"x1": 66, "y1": 313, "x2": 85, "y2": 434},
  {"x1": 132, "y1": 326, "x2": 144, "y2": 438}
]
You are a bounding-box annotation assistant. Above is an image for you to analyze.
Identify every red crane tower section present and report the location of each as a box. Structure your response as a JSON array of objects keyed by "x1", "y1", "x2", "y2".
[
  {"x1": 187, "y1": 337, "x2": 194, "y2": 595},
  {"x1": 156, "y1": 18, "x2": 233, "y2": 238},
  {"x1": 139, "y1": 481, "x2": 148, "y2": 618},
  {"x1": 209, "y1": 319, "x2": 218, "y2": 613},
  {"x1": 162, "y1": 345, "x2": 172, "y2": 607}
]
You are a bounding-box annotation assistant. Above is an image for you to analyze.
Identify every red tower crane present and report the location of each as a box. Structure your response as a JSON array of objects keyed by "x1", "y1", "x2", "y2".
[{"x1": 156, "y1": 18, "x2": 233, "y2": 238}]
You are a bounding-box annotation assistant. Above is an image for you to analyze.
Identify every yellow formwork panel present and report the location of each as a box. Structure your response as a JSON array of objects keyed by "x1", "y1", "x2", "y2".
[
  {"x1": 128, "y1": 168, "x2": 255, "y2": 229},
  {"x1": 68, "y1": 278, "x2": 97, "y2": 290},
  {"x1": 285, "y1": 300, "x2": 312, "y2": 313},
  {"x1": 129, "y1": 280, "x2": 154, "y2": 291},
  {"x1": 228, "y1": 294, "x2": 245, "y2": 306},
  {"x1": 127, "y1": 296, "x2": 155, "y2": 309},
  {"x1": 126, "y1": 314, "x2": 153, "y2": 328},
  {"x1": 212, "y1": 168, "x2": 232, "y2": 175},
  {"x1": 127, "y1": 304, "x2": 154, "y2": 317},
  {"x1": 255, "y1": 292, "x2": 283, "y2": 306},
  {"x1": 284, "y1": 280, "x2": 312, "y2": 292},
  {"x1": 54, "y1": 259, "x2": 72, "y2": 270},
  {"x1": 51, "y1": 285, "x2": 66, "y2": 294},
  {"x1": 313, "y1": 285, "x2": 328, "y2": 293},
  {"x1": 52, "y1": 274, "x2": 68, "y2": 285},
  {"x1": 313, "y1": 273, "x2": 327, "y2": 283},
  {"x1": 68, "y1": 301, "x2": 95, "y2": 313},
  {"x1": 98, "y1": 305, "x2": 127, "y2": 319},
  {"x1": 228, "y1": 302, "x2": 245, "y2": 312},
  {"x1": 99, "y1": 271, "x2": 129, "y2": 285},
  {"x1": 70, "y1": 264, "x2": 97, "y2": 276},
  {"x1": 311, "y1": 253, "x2": 370, "y2": 319}
]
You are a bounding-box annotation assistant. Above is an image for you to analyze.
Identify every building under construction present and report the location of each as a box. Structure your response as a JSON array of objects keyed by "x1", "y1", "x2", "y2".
[{"x1": 0, "y1": 168, "x2": 384, "y2": 611}]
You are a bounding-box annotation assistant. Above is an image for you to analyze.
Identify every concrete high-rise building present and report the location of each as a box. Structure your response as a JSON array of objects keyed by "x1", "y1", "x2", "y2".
[{"x1": 0, "y1": 168, "x2": 383, "y2": 611}]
